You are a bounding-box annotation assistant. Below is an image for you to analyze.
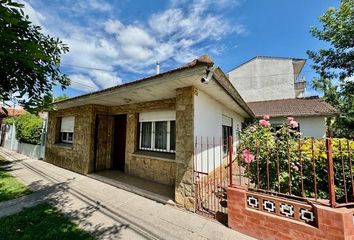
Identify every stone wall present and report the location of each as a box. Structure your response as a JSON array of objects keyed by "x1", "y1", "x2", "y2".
[
  {"x1": 175, "y1": 86, "x2": 196, "y2": 211},
  {"x1": 45, "y1": 96, "x2": 199, "y2": 210},
  {"x1": 45, "y1": 99, "x2": 177, "y2": 181},
  {"x1": 228, "y1": 187, "x2": 354, "y2": 240},
  {"x1": 45, "y1": 105, "x2": 96, "y2": 174},
  {"x1": 128, "y1": 155, "x2": 176, "y2": 186}
]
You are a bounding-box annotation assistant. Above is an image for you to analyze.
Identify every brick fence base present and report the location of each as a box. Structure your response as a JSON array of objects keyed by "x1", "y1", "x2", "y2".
[{"x1": 228, "y1": 187, "x2": 354, "y2": 240}]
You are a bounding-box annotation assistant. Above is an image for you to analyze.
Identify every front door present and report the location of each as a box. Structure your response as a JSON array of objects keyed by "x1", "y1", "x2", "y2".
[{"x1": 112, "y1": 114, "x2": 127, "y2": 171}]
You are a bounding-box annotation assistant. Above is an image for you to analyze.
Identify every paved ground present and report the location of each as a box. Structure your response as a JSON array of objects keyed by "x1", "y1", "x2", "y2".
[{"x1": 0, "y1": 147, "x2": 254, "y2": 240}]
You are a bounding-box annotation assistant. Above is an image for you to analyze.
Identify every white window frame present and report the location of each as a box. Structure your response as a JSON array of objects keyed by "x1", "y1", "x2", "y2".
[
  {"x1": 60, "y1": 116, "x2": 74, "y2": 144},
  {"x1": 139, "y1": 120, "x2": 176, "y2": 153}
]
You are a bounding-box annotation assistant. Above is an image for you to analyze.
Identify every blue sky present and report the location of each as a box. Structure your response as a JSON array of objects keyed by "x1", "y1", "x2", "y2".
[{"x1": 21, "y1": 0, "x2": 340, "y2": 98}]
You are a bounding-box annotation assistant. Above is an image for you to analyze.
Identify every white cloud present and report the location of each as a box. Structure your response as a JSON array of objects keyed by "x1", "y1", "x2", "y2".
[
  {"x1": 18, "y1": 0, "x2": 245, "y2": 93},
  {"x1": 88, "y1": 70, "x2": 122, "y2": 89},
  {"x1": 70, "y1": 0, "x2": 111, "y2": 13},
  {"x1": 69, "y1": 74, "x2": 100, "y2": 92},
  {"x1": 19, "y1": 0, "x2": 46, "y2": 30},
  {"x1": 104, "y1": 19, "x2": 124, "y2": 34}
]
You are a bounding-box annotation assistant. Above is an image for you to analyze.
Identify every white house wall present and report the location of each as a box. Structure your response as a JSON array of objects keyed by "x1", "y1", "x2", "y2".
[
  {"x1": 194, "y1": 89, "x2": 244, "y2": 173},
  {"x1": 228, "y1": 58, "x2": 296, "y2": 102},
  {"x1": 270, "y1": 116, "x2": 326, "y2": 138}
]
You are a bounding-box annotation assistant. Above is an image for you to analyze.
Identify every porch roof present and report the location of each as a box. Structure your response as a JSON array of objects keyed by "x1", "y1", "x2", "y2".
[{"x1": 55, "y1": 55, "x2": 254, "y2": 118}]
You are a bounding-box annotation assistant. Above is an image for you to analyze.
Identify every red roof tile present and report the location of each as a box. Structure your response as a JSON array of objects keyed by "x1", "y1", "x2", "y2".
[{"x1": 0, "y1": 108, "x2": 27, "y2": 117}]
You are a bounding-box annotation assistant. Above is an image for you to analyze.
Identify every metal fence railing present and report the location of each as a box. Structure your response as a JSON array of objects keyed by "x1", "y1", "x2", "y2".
[{"x1": 227, "y1": 136, "x2": 354, "y2": 208}]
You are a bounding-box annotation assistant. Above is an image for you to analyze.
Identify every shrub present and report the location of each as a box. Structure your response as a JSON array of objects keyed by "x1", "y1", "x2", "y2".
[
  {"x1": 3, "y1": 117, "x2": 15, "y2": 125},
  {"x1": 238, "y1": 116, "x2": 354, "y2": 202},
  {"x1": 12, "y1": 114, "x2": 43, "y2": 145}
]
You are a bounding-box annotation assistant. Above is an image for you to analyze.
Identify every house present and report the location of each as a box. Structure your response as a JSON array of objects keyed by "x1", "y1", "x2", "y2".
[
  {"x1": 0, "y1": 105, "x2": 27, "y2": 124},
  {"x1": 0, "y1": 106, "x2": 27, "y2": 146},
  {"x1": 227, "y1": 56, "x2": 338, "y2": 137},
  {"x1": 44, "y1": 55, "x2": 254, "y2": 211},
  {"x1": 247, "y1": 97, "x2": 338, "y2": 138}
]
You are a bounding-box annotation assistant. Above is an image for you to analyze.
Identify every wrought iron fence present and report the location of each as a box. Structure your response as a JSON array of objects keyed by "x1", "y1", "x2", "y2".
[
  {"x1": 228, "y1": 136, "x2": 354, "y2": 208},
  {"x1": 193, "y1": 136, "x2": 229, "y2": 220}
]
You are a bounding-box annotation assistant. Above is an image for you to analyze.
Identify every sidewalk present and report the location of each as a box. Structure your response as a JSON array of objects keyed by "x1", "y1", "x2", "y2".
[{"x1": 0, "y1": 147, "x2": 254, "y2": 240}]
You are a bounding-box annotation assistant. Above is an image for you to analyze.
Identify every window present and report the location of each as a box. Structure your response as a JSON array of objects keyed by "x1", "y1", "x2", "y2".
[
  {"x1": 222, "y1": 125, "x2": 233, "y2": 154},
  {"x1": 139, "y1": 111, "x2": 176, "y2": 153},
  {"x1": 60, "y1": 116, "x2": 74, "y2": 144},
  {"x1": 139, "y1": 121, "x2": 176, "y2": 153},
  {"x1": 222, "y1": 115, "x2": 233, "y2": 155}
]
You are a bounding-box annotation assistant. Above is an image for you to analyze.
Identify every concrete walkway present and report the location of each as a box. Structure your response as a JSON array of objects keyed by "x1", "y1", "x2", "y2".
[{"x1": 0, "y1": 147, "x2": 254, "y2": 240}]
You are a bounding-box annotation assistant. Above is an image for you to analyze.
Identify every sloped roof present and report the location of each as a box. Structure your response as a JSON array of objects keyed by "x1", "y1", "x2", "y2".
[
  {"x1": 55, "y1": 55, "x2": 254, "y2": 117},
  {"x1": 247, "y1": 97, "x2": 339, "y2": 118},
  {"x1": 0, "y1": 107, "x2": 27, "y2": 118}
]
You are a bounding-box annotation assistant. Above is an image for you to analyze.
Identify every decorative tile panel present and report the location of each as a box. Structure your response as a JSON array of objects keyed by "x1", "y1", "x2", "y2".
[
  {"x1": 246, "y1": 193, "x2": 316, "y2": 226},
  {"x1": 247, "y1": 196, "x2": 259, "y2": 209},
  {"x1": 299, "y1": 208, "x2": 315, "y2": 223},
  {"x1": 263, "y1": 199, "x2": 276, "y2": 213},
  {"x1": 280, "y1": 203, "x2": 294, "y2": 218}
]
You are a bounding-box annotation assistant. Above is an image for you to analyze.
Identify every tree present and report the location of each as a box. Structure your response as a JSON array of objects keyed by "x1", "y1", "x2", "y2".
[
  {"x1": 26, "y1": 93, "x2": 70, "y2": 114},
  {"x1": 307, "y1": 0, "x2": 354, "y2": 137},
  {"x1": 0, "y1": 0, "x2": 70, "y2": 110}
]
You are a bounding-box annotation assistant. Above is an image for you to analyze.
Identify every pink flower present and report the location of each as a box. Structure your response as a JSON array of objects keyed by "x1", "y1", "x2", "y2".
[
  {"x1": 289, "y1": 120, "x2": 299, "y2": 128},
  {"x1": 263, "y1": 115, "x2": 270, "y2": 120},
  {"x1": 242, "y1": 149, "x2": 255, "y2": 164},
  {"x1": 259, "y1": 119, "x2": 271, "y2": 127},
  {"x1": 287, "y1": 117, "x2": 294, "y2": 123}
]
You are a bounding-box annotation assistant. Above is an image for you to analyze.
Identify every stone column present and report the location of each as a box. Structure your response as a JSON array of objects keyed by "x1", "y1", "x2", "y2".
[
  {"x1": 175, "y1": 86, "x2": 195, "y2": 211},
  {"x1": 125, "y1": 113, "x2": 138, "y2": 174}
]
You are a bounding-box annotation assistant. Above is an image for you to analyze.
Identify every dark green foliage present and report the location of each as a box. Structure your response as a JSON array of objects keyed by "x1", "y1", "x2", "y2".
[
  {"x1": 25, "y1": 94, "x2": 70, "y2": 114},
  {"x1": 307, "y1": 0, "x2": 354, "y2": 138},
  {"x1": 0, "y1": 203, "x2": 95, "y2": 240},
  {"x1": 239, "y1": 119, "x2": 354, "y2": 202},
  {"x1": 13, "y1": 113, "x2": 43, "y2": 144},
  {"x1": 0, "y1": 0, "x2": 70, "y2": 109}
]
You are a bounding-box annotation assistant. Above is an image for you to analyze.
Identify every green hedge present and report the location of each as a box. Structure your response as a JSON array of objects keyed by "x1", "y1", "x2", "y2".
[{"x1": 11, "y1": 114, "x2": 44, "y2": 145}]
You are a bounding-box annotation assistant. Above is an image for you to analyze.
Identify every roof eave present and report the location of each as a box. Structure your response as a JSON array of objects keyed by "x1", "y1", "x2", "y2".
[{"x1": 255, "y1": 112, "x2": 339, "y2": 118}]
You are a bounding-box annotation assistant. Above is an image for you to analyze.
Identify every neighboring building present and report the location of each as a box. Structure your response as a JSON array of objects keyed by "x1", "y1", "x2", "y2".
[
  {"x1": 0, "y1": 106, "x2": 27, "y2": 146},
  {"x1": 227, "y1": 56, "x2": 338, "y2": 137},
  {"x1": 0, "y1": 105, "x2": 27, "y2": 124},
  {"x1": 248, "y1": 97, "x2": 338, "y2": 138},
  {"x1": 227, "y1": 56, "x2": 306, "y2": 102},
  {"x1": 44, "y1": 55, "x2": 254, "y2": 211}
]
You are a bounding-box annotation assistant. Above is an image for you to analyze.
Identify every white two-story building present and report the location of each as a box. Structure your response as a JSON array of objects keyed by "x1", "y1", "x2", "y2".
[{"x1": 227, "y1": 56, "x2": 338, "y2": 138}]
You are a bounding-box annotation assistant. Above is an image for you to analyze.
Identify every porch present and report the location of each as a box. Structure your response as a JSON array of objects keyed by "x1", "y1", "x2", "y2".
[{"x1": 89, "y1": 170, "x2": 175, "y2": 205}]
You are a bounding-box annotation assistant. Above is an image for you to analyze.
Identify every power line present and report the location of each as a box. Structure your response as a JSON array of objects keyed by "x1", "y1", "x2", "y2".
[{"x1": 61, "y1": 64, "x2": 115, "y2": 72}]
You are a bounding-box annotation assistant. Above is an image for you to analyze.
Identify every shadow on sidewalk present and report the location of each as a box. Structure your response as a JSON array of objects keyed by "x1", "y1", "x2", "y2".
[{"x1": 20, "y1": 161, "x2": 162, "y2": 240}]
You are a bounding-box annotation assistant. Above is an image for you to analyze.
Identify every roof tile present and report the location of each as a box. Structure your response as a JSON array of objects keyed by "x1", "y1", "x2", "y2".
[{"x1": 247, "y1": 97, "x2": 338, "y2": 118}]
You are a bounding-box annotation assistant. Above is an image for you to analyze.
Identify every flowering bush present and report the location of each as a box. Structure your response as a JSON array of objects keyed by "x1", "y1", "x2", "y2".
[{"x1": 238, "y1": 115, "x2": 354, "y2": 202}]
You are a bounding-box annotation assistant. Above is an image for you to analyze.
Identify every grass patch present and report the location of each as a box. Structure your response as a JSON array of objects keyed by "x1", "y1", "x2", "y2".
[
  {"x1": 0, "y1": 169, "x2": 31, "y2": 202},
  {"x1": 0, "y1": 203, "x2": 95, "y2": 240},
  {"x1": 0, "y1": 154, "x2": 30, "y2": 202}
]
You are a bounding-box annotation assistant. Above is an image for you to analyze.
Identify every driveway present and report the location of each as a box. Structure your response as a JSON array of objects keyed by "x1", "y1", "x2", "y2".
[{"x1": 0, "y1": 147, "x2": 254, "y2": 240}]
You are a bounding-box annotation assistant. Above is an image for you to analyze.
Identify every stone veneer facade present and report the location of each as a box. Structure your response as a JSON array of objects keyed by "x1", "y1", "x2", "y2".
[
  {"x1": 45, "y1": 95, "x2": 195, "y2": 206},
  {"x1": 174, "y1": 86, "x2": 196, "y2": 210}
]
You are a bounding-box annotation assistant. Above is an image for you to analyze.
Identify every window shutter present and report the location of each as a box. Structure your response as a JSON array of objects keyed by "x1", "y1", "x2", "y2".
[
  {"x1": 139, "y1": 110, "x2": 176, "y2": 122},
  {"x1": 61, "y1": 116, "x2": 75, "y2": 132}
]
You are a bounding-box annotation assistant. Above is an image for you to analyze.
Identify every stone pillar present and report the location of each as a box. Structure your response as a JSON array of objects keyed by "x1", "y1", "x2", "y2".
[
  {"x1": 175, "y1": 86, "x2": 195, "y2": 211},
  {"x1": 125, "y1": 113, "x2": 138, "y2": 174}
]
